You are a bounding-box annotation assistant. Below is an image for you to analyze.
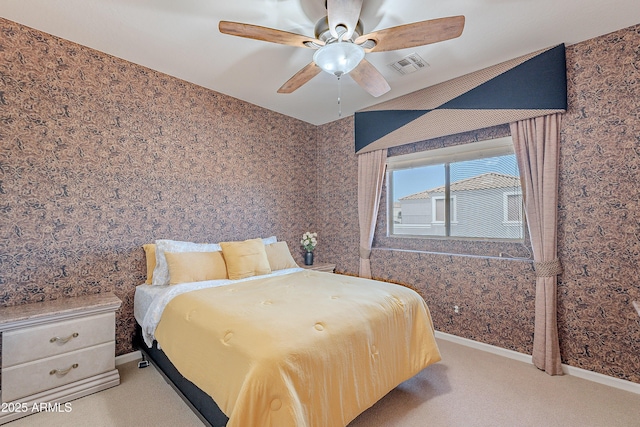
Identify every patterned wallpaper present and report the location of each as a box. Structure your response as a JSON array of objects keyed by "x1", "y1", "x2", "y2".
[
  {"x1": 1, "y1": 16, "x2": 639, "y2": 385},
  {"x1": 558, "y1": 24, "x2": 640, "y2": 381},
  {"x1": 318, "y1": 25, "x2": 640, "y2": 383},
  {"x1": 0, "y1": 19, "x2": 318, "y2": 355}
]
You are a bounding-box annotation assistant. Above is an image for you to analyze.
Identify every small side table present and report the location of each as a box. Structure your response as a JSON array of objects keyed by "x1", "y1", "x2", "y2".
[
  {"x1": 0, "y1": 292, "x2": 121, "y2": 424},
  {"x1": 300, "y1": 263, "x2": 336, "y2": 273}
]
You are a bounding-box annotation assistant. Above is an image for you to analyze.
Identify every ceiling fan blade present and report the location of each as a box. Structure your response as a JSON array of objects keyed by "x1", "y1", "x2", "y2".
[
  {"x1": 219, "y1": 21, "x2": 324, "y2": 49},
  {"x1": 277, "y1": 62, "x2": 322, "y2": 94},
  {"x1": 327, "y1": 0, "x2": 363, "y2": 40},
  {"x1": 349, "y1": 59, "x2": 390, "y2": 97},
  {"x1": 355, "y1": 15, "x2": 465, "y2": 53}
]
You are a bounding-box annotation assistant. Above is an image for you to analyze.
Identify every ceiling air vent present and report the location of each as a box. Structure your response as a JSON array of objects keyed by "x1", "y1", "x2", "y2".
[{"x1": 389, "y1": 53, "x2": 430, "y2": 75}]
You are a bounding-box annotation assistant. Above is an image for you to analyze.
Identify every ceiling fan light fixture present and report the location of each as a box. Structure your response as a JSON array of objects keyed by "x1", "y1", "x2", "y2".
[{"x1": 313, "y1": 41, "x2": 365, "y2": 77}]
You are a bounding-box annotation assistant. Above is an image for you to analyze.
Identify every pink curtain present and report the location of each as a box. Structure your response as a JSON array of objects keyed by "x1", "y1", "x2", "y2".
[
  {"x1": 357, "y1": 149, "x2": 387, "y2": 278},
  {"x1": 510, "y1": 113, "x2": 564, "y2": 376}
]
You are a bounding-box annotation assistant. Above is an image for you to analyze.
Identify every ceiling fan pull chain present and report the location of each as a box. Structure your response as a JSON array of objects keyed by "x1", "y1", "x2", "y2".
[{"x1": 337, "y1": 74, "x2": 342, "y2": 117}]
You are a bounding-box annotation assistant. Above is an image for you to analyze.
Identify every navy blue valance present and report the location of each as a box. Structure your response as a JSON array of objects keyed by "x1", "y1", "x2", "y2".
[{"x1": 355, "y1": 44, "x2": 567, "y2": 153}]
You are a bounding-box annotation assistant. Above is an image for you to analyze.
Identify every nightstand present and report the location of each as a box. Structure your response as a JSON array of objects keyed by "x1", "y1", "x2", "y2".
[
  {"x1": 0, "y1": 292, "x2": 121, "y2": 424},
  {"x1": 300, "y1": 262, "x2": 336, "y2": 273}
]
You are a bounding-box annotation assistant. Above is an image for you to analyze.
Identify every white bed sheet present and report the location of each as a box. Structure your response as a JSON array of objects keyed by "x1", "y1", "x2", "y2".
[
  {"x1": 136, "y1": 267, "x2": 303, "y2": 347},
  {"x1": 134, "y1": 284, "x2": 169, "y2": 325}
]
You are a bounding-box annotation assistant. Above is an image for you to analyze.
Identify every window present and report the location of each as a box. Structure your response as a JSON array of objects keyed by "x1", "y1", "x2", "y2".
[
  {"x1": 432, "y1": 196, "x2": 456, "y2": 223},
  {"x1": 433, "y1": 197, "x2": 445, "y2": 223},
  {"x1": 504, "y1": 192, "x2": 523, "y2": 224},
  {"x1": 387, "y1": 137, "x2": 525, "y2": 241}
]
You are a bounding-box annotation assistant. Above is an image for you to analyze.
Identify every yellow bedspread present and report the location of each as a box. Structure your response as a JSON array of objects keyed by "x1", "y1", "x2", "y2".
[{"x1": 154, "y1": 270, "x2": 441, "y2": 427}]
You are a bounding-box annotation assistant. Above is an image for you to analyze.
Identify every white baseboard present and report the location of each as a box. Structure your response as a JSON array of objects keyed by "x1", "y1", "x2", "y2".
[
  {"x1": 435, "y1": 331, "x2": 640, "y2": 395},
  {"x1": 435, "y1": 331, "x2": 533, "y2": 364},
  {"x1": 115, "y1": 350, "x2": 142, "y2": 366}
]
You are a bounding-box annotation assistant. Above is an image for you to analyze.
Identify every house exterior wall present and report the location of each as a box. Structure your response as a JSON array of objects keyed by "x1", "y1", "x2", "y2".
[
  {"x1": 395, "y1": 199, "x2": 433, "y2": 235},
  {"x1": 397, "y1": 188, "x2": 523, "y2": 240},
  {"x1": 449, "y1": 188, "x2": 522, "y2": 240}
]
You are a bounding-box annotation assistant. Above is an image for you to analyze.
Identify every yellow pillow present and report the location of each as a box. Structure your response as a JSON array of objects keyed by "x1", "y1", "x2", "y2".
[
  {"x1": 143, "y1": 244, "x2": 156, "y2": 285},
  {"x1": 220, "y1": 238, "x2": 272, "y2": 280},
  {"x1": 165, "y1": 251, "x2": 228, "y2": 285},
  {"x1": 265, "y1": 241, "x2": 299, "y2": 271}
]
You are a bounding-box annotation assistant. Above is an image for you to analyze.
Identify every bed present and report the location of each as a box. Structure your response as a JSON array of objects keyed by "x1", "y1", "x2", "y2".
[{"x1": 134, "y1": 239, "x2": 441, "y2": 427}]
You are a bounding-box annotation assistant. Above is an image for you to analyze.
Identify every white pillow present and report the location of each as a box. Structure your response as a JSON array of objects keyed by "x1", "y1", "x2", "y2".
[
  {"x1": 152, "y1": 240, "x2": 222, "y2": 286},
  {"x1": 262, "y1": 236, "x2": 277, "y2": 245}
]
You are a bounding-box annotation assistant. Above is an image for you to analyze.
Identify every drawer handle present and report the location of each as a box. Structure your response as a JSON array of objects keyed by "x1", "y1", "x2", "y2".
[
  {"x1": 50, "y1": 332, "x2": 79, "y2": 344},
  {"x1": 50, "y1": 363, "x2": 79, "y2": 376}
]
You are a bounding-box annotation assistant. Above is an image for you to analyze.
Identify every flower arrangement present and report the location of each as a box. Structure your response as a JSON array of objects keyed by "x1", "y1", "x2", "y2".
[{"x1": 301, "y1": 231, "x2": 317, "y2": 252}]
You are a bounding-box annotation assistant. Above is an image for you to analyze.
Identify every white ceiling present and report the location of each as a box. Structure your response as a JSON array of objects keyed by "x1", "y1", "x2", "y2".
[{"x1": 1, "y1": 0, "x2": 639, "y2": 125}]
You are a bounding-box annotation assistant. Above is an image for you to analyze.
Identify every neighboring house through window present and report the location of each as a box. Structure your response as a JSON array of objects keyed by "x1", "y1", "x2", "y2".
[{"x1": 387, "y1": 137, "x2": 525, "y2": 241}]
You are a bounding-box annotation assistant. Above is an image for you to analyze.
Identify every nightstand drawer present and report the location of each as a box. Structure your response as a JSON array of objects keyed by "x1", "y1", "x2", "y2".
[
  {"x1": 2, "y1": 312, "x2": 115, "y2": 367},
  {"x1": 1, "y1": 341, "x2": 115, "y2": 403}
]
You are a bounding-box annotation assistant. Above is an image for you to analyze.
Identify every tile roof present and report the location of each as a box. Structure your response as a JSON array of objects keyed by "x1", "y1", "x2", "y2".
[{"x1": 399, "y1": 172, "x2": 521, "y2": 200}]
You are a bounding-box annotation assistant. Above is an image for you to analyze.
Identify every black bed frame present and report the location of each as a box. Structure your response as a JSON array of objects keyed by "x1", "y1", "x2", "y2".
[{"x1": 134, "y1": 325, "x2": 229, "y2": 427}]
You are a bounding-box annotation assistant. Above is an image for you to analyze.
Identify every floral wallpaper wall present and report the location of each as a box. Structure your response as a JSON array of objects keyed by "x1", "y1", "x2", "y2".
[
  {"x1": 318, "y1": 24, "x2": 640, "y2": 383},
  {"x1": 0, "y1": 18, "x2": 318, "y2": 356},
  {"x1": 558, "y1": 24, "x2": 640, "y2": 382}
]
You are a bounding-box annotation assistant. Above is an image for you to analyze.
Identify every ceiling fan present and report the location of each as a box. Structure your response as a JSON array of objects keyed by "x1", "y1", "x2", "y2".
[{"x1": 219, "y1": 0, "x2": 465, "y2": 97}]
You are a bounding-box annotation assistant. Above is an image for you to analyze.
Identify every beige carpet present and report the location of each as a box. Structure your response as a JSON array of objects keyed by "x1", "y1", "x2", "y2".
[
  {"x1": 350, "y1": 339, "x2": 639, "y2": 427},
  {"x1": 8, "y1": 339, "x2": 639, "y2": 426},
  {"x1": 6, "y1": 356, "x2": 204, "y2": 427}
]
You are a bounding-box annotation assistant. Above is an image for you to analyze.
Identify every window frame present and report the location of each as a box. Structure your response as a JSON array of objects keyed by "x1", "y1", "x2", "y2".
[{"x1": 386, "y1": 137, "x2": 526, "y2": 242}]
